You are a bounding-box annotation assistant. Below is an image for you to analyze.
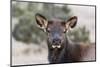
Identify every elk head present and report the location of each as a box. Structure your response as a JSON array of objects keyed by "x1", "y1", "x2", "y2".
[{"x1": 35, "y1": 13, "x2": 77, "y2": 49}]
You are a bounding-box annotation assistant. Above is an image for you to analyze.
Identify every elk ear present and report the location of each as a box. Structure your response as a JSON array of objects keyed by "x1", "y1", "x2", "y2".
[
  {"x1": 66, "y1": 16, "x2": 77, "y2": 29},
  {"x1": 35, "y1": 13, "x2": 48, "y2": 29}
]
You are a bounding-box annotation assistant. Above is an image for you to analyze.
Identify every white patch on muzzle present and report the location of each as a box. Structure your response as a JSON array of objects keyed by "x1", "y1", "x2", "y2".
[{"x1": 52, "y1": 45, "x2": 61, "y2": 48}]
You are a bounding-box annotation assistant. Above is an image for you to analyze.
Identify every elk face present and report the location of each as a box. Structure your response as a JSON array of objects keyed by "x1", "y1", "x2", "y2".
[{"x1": 35, "y1": 13, "x2": 77, "y2": 49}]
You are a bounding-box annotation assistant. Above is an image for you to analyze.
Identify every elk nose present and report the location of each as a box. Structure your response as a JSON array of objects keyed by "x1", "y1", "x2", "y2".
[{"x1": 53, "y1": 38, "x2": 61, "y2": 44}]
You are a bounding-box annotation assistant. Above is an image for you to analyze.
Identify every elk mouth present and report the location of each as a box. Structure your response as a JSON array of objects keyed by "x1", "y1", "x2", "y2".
[
  {"x1": 52, "y1": 45, "x2": 61, "y2": 48},
  {"x1": 51, "y1": 41, "x2": 62, "y2": 48}
]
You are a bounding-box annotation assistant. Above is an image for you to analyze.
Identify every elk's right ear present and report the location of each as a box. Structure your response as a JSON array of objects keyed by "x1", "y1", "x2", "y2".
[{"x1": 35, "y1": 13, "x2": 48, "y2": 29}]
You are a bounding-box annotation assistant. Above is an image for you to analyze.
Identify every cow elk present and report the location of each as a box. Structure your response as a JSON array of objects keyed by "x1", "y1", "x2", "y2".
[{"x1": 35, "y1": 13, "x2": 95, "y2": 64}]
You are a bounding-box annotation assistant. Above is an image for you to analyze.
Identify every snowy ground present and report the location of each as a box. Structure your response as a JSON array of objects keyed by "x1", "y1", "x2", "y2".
[{"x1": 12, "y1": 37, "x2": 49, "y2": 66}]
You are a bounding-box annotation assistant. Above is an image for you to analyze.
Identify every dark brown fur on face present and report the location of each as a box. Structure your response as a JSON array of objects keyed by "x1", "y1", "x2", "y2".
[{"x1": 35, "y1": 13, "x2": 95, "y2": 64}]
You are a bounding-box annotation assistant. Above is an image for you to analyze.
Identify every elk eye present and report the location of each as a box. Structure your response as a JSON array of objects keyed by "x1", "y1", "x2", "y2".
[
  {"x1": 63, "y1": 29, "x2": 66, "y2": 33},
  {"x1": 47, "y1": 28, "x2": 51, "y2": 32}
]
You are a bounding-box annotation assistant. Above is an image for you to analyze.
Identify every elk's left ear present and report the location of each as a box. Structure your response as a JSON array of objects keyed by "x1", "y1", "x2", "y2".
[
  {"x1": 35, "y1": 13, "x2": 48, "y2": 29},
  {"x1": 66, "y1": 16, "x2": 77, "y2": 29}
]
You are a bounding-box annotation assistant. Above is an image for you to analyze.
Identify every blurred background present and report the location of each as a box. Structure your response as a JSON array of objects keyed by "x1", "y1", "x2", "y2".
[{"x1": 11, "y1": 1, "x2": 95, "y2": 65}]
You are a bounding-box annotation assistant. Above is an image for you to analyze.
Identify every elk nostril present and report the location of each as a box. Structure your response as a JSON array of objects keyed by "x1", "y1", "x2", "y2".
[{"x1": 53, "y1": 39, "x2": 61, "y2": 44}]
